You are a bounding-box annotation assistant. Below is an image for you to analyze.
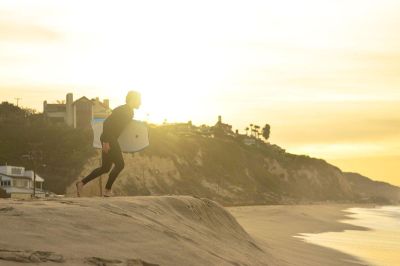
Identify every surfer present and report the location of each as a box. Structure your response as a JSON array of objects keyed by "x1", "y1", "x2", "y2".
[{"x1": 76, "y1": 91, "x2": 141, "y2": 197}]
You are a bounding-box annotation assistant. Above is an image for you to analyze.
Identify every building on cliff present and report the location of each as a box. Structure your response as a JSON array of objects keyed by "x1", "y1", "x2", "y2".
[
  {"x1": 213, "y1": 115, "x2": 235, "y2": 137},
  {"x1": 43, "y1": 93, "x2": 111, "y2": 129},
  {"x1": 243, "y1": 137, "x2": 257, "y2": 146}
]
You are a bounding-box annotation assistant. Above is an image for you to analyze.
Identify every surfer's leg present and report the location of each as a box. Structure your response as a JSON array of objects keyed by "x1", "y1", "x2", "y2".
[
  {"x1": 81, "y1": 151, "x2": 112, "y2": 185},
  {"x1": 105, "y1": 143, "x2": 124, "y2": 190}
]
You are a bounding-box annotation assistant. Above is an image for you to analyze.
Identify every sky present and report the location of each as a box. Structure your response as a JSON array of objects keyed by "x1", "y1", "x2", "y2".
[{"x1": 0, "y1": 0, "x2": 399, "y2": 185}]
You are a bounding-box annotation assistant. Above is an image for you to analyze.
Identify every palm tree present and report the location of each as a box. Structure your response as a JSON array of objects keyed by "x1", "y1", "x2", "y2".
[
  {"x1": 252, "y1": 129, "x2": 257, "y2": 138},
  {"x1": 245, "y1": 127, "x2": 249, "y2": 136},
  {"x1": 254, "y1": 125, "x2": 260, "y2": 139},
  {"x1": 249, "y1": 124, "x2": 254, "y2": 137}
]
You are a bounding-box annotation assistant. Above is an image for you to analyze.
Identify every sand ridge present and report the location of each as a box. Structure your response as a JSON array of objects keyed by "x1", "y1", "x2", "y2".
[{"x1": 0, "y1": 196, "x2": 274, "y2": 266}]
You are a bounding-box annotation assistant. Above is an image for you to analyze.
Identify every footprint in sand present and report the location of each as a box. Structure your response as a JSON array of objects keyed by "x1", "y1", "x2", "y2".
[
  {"x1": 85, "y1": 256, "x2": 159, "y2": 266},
  {"x1": 0, "y1": 206, "x2": 23, "y2": 216},
  {"x1": 0, "y1": 249, "x2": 64, "y2": 263}
]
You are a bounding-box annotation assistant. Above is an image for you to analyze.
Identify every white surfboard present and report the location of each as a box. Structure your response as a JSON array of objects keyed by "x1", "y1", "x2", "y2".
[{"x1": 92, "y1": 118, "x2": 149, "y2": 153}]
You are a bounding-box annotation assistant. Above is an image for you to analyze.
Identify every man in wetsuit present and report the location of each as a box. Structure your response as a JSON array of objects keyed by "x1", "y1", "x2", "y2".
[{"x1": 76, "y1": 91, "x2": 141, "y2": 197}]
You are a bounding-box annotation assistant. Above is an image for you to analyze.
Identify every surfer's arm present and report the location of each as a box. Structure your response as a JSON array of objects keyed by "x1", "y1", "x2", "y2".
[
  {"x1": 100, "y1": 105, "x2": 133, "y2": 143},
  {"x1": 100, "y1": 106, "x2": 123, "y2": 142},
  {"x1": 102, "y1": 142, "x2": 110, "y2": 154},
  {"x1": 100, "y1": 117, "x2": 114, "y2": 143}
]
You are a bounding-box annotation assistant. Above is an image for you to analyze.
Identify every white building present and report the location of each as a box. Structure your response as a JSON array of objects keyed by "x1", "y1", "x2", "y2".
[
  {"x1": 0, "y1": 165, "x2": 45, "y2": 199},
  {"x1": 243, "y1": 137, "x2": 256, "y2": 146}
]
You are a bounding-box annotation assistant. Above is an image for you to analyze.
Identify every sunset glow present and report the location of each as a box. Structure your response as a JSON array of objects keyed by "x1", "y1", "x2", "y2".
[{"x1": 1, "y1": 0, "x2": 399, "y2": 185}]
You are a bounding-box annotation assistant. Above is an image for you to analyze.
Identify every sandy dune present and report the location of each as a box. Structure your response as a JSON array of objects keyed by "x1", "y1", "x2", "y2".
[{"x1": 0, "y1": 196, "x2": 275, "y2": 266}]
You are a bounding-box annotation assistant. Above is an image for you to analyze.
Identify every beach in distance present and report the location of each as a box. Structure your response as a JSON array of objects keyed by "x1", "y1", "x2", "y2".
[
  {"x1": 229, "y1": 204, "x2": 400, "y2": 266},
  {"x1": 295, "y1": 206, "x2": 400, "y2": 266},
  {"x1": 228, "y1": 204, "x2": 372, "y2": 266}
]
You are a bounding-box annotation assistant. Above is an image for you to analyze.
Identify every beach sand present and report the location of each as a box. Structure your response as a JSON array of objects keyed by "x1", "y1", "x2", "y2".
[
  {"x1": 0, "y1": 196, "x2": 276, "y2": 266},
  {"x1": 0, "y1": 195, "x2": 373, "y2": 266},
  {"x1": 228, "y1": 204, "x2": 372, "y2": 266}
]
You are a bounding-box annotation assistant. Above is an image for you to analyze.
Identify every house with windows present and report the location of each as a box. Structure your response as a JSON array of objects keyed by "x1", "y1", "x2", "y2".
[
  {"x1": 43, "y1": 93, "x2": 111, "y2": 129},
  {"x1": 0, "y1": 165, "x2": 45, "y2": 199}
]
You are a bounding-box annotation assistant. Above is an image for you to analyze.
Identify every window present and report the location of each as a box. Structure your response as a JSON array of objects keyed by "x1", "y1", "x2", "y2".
[
  {"x1": 12, "y1": 179, "x2": 28, "y2": 188},
  {"x1": 0, "y1": 180, "x2": 11, "y2": 186},
  {"x1": 11, "y1": 167, "x2": 23, "y2": 175}
]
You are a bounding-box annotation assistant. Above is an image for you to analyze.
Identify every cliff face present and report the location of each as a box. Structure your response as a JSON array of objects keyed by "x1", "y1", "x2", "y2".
[
  {"x1": 66, "y1": 127, "x2": 400, "y2": 205},
  {"x1": 344, "y1": 172, "x2": 400, "y2": 204}
]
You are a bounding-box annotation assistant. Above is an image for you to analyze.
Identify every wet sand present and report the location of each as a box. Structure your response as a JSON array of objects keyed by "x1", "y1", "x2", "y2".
[{"x1": 228, "y1": 204, "x2": 373, "y2": 266}]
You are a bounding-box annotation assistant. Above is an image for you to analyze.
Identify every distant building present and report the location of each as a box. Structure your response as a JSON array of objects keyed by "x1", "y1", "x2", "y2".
[
  {"x1": 72, "y1": 96, "x2": 93, "y2": 128},
  {"x1": 243, "y1": 137, "x2": 256, "y2": 146},
  {"x1": 213, "y1": 115, "x2": 234, "y2": 137},
  {"x1": 0, "y1": 165, "x2": 45, "y2": 199},
  {"x1": 92, "y1": 97, "x2": 111, "y2": 119},
  {"x1": 43, "y1": 93, "x2": 111, "y2": 128},
  {"x1": 197, "y1": 124, "x2": 213, "y2": 136},
  {"x1": 42, "y1": 103, "x2": 65, "y2": 124},
  {"x1": 161, "y1": 121, "x2": 195, "y2": 136},
  {"x1": 215, "y1": 115, "x2": 232, "y2": 131}
]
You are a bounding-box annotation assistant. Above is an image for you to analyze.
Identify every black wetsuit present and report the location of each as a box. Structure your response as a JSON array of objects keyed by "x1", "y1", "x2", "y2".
[{"x1": 82, "y1": 104, "x2": 133, "y2": 189}]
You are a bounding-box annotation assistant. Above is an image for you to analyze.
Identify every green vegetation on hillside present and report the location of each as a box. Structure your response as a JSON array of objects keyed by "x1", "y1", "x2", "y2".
[
  {"x1": 139, "y1": 126, "x2": 359, "y2": 204},
  {"x1": 0, "y1": 102, "x2": 94, "y2": 194}
]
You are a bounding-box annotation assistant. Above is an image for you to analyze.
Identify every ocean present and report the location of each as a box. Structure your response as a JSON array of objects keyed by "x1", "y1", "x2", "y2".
[{"x1": 296, "y1": 206, "x2": 400, "y2": 266}]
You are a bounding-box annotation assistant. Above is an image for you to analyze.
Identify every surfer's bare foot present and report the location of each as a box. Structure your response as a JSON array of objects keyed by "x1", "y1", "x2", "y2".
[
  {"x1": 76, "y1": 181, "x2": 84, "y2": 197},
  {"x1": 103, "y1": 189, "x2": 113, "y2": 197}
]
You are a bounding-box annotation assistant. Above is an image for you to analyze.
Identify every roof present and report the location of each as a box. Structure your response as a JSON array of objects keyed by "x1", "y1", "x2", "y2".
[
  {"x1": 91, "y1": 98, "x2": 110, "y2": 109},
  {"x1": 45, "y1": 104, "x2": 66, "y2": 112},
  {"x1": 0, "y1": 172, "x2": 44, "y2": 182},
  {"x1": 24, "y1": 171, "x2": 45, "y2": 182},
  {"x1": 0, "y1": 173, "x2": 31, "y2": 180},
  {"x1": 215, "y1": 122, "x2": 232, "y2": 129},
  {"x1": 72, "y1": 96, "x2": 94, "y2": 105},
  {"x1": 46, "y1": 103, "x2": 65, "y2": 107}
]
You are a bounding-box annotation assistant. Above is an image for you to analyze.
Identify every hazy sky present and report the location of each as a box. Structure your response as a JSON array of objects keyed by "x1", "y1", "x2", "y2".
[{"x1": 1, "y1": 0, "x2": 399, "y2": 185}]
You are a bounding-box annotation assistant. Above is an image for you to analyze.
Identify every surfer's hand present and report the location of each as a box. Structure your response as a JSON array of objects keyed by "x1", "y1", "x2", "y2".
[{"x1": 102, "y1": 142, "x2": 110, "y2": 154}]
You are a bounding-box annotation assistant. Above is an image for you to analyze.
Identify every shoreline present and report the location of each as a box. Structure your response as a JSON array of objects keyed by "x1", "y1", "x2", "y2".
[{"x1": 227, "y1": 204, "x2": 374, "y2": 266}]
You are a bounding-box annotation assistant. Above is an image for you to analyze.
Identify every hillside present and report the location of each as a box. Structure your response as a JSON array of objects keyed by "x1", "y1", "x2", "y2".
[
  {"x1": 344, "y1": 172, "x2": 400, "y2": 204},
  {"x1": 66, "y1": 126, "x2": 400, "y2": 205},
  {"x1": 1, "y1": 102, "x2": 399, "y2": 205},
  {"x1": 0, "y1": 195, "x2": 275, "y2": 266},
  {"x1": 0, "y1": 102, "x2": 95, "y2": 194}
]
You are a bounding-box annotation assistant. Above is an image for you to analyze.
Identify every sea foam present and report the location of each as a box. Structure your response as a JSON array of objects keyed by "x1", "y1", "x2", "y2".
[{"x1": 297, "y1": 206, "x2": 400, "y2": 266}]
